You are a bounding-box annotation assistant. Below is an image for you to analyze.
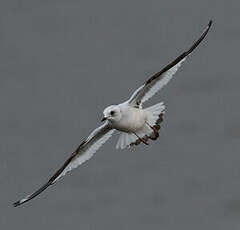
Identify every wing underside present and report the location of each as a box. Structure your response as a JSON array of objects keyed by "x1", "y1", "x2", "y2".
[
  {"x1": 128, "y1": 20, "x2": 212, "y2": 107},
  {"x1": 13, "y1": 123, "x2": 114, "y2": 207}
]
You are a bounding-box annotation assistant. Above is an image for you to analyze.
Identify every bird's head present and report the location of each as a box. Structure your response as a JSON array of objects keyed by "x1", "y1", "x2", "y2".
[{"x1": 102, "y1": 105, "x2": 122, "y2": 123}]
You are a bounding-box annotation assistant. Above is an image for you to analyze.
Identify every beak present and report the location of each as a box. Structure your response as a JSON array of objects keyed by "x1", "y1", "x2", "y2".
[{"x1": 101, "y1": 117, "x2": 107, "y2": 122}]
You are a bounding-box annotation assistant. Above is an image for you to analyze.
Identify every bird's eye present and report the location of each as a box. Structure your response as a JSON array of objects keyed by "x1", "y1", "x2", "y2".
[{"x1": 110, "y1": 111, "x2": 115, "y2": 116}]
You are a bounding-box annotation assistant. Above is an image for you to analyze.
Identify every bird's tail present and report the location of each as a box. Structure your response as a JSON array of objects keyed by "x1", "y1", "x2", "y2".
[
  {"x1": 116, "y1": 102, "x2": 165, "y2": 149},
  {"x1": 145, "y1": 102, "x2": 165, "y2": 128}
]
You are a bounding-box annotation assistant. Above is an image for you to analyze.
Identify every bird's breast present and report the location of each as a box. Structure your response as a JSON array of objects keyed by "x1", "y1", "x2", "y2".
[{"x1": 113, "y1": 107, "x2": 147, "y2": 133}]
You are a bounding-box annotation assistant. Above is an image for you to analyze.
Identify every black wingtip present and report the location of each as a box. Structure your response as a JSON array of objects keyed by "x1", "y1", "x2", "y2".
[
  {"x1": 13, "y1": 197, "x2": 29, "y2": 207},
  {"x1": 208, "y1": 19, "x2": 213, "y2": 27},
  {"x1": 13, "y1": 201, "x2": 21, "y2": 207},
  {"x1": 12, "y1": 181, "x2": 52, "y2": 207}
]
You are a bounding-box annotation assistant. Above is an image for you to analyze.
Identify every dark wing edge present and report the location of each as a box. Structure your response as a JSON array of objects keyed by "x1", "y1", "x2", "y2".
[
  {"x1": 13, "y1": 123, "x2": 113, "y2": 207},
  {"x1": 13, "y1": 142, "x2": 84, "y2": 207},
  {"x1": 13, "y1": 181, "x2": 52, "y2": 207},
  {"x1": 128, "y1": 19, "x2": 213, "y2": 106},
  {"x1": 145, "y1": 19, "x2": 212, "y2": 85}
]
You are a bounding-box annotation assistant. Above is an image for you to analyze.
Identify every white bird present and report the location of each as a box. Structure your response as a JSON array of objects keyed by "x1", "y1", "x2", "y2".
[{"x1": 13, "y1": 20, "x2": 212, "y2": 207}]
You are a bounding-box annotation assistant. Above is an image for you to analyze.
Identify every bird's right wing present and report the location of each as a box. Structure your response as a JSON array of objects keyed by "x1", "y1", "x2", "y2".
[
  {"x1": 13, "y1": 122, "x2": 114, "y2": 207},
  {"x1": 127, "y1": 20, "x2": 212, "y2": 107}
]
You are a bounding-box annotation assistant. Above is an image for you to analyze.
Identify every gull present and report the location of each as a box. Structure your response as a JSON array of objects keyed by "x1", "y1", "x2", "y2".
[{"x1": 13, "y1": 20, "x2": 212, "y2": 207}]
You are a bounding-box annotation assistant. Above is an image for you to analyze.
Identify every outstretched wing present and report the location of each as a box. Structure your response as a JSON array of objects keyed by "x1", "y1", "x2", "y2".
[
  {"x1": 128, "y1": 20, "x2": 212, "y2": 107},
  {"x1": 13, "y1": 123, "x2": 114, "y2": 207}
]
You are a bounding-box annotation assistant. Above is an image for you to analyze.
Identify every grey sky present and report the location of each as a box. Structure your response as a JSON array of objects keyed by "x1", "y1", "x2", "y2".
[{"x1": 1, "y1": 0, "x2": 240, "y2": 229}]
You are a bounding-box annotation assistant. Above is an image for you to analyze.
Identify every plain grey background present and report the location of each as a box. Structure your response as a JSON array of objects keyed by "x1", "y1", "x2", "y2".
[{"x1": 1, "y1": 0, "x2": 239, "y2": 229}]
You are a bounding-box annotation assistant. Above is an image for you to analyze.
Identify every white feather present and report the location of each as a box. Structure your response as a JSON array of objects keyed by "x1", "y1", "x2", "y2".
[
  {"x1": 128, "y1": 58, "x2": 186, "y2": 106},
  {"x1": 116, "y1": 132, "x2": 138, "y2": 149},
  {"x1": 54, "y1": 124, "x2": 114, "y2": 183},
  {"x1": 145, "y1": 102, "x2": 165, "y2": 126},
  {"x1": 142, "y1": 59, "x2": 185, "y2": 103}
]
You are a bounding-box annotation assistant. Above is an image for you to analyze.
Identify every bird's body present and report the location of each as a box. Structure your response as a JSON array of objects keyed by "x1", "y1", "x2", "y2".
[
  {"x1": 107, "y1": 103, "x2": 148, "y2": 133},
  {"x1": 13, "y1": 20, "x2": 212, "y2": 207}
]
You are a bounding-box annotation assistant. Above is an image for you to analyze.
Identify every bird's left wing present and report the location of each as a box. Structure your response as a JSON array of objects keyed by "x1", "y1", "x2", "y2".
[
  {"x1": 13, "y1": 122, "x2": 114, "y2": 207},
  {"x1": 127, "y1": 20, "x2": 212, "y2": 107}
]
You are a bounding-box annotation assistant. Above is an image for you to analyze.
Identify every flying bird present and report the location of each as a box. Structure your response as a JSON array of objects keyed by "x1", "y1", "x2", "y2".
[{"x1": 13, "y1": 20, "x2": 212, "y2": 207}]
